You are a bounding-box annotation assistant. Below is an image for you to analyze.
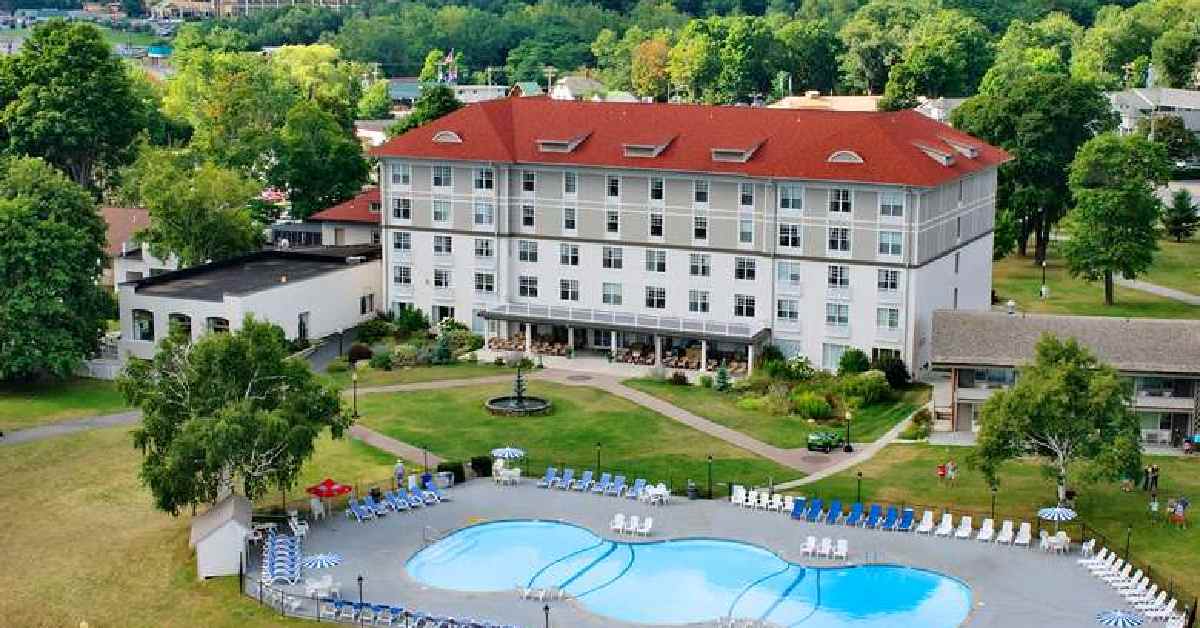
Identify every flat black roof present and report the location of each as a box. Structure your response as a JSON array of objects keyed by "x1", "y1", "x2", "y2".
[{"x1": 129, "y1": 246, "x2": 380, "y2": 302}]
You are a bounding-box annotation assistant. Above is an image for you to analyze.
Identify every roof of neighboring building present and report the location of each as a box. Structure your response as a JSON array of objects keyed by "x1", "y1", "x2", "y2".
[
  {"x1": 308, "y1": 187, "x2": 381, "y2": 224},
  {"x1": 189, "y1": 494, "x2": 252, "y2": 548},
  {"x1": 768, "y1": 93, "x2": 881, "y2": 111},
  {"x1": 511, "y1": 82, "x2": 543, "y2": 96},
  {"x1": 1107, "y1": 88, "x2": 1200, "y2": 112},
  {"x1": 100, "y1": 206, "x2": 150, "y2": 257},
  {"x1": 129, "y1": 245, "x2": 381, "y2": 302},
  {"x1": 355, "y1": 119, "x2": 396, "y2": 134},
  {"x1": 552, "y1": 76, "x2": 604, "y2": 99},
  {"x1": 371, "y1": 98, "x2": 1010, "y2": 188},
  {"x1": 931, "y1": 310, "x2": 1200, "y2": 375},
  {"x1": 388, "y1": 77, "x2": 422, "y2": 101}
]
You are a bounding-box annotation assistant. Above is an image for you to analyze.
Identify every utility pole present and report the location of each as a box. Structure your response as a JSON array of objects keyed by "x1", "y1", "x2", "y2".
[{"x1": 542, "y1": 65, "x2": 557, "y2": 93}]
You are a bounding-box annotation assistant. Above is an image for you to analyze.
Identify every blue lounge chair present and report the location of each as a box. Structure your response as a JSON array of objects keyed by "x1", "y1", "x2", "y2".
[
  {"x1": 537, "y1": 467, "x2": 558, "y2": 488},
  {"x1": 397, "y1": 487, "x2": 425, "y2": 508},
  {"x1": 572, "y1": 470, "x2": 594, "y2": 491},
  {"x1": 382, "y1": 490, "x2": 406, "y2": 512},
  {"x1": 344, "y1": 500, "x2": 371, "y2": 522},
  {"x1": 553, "y1": 469, "x2": 575, "y2": 490},
  {"x1": 864, "y1": 503, "x2": 883, "y2": 528},
  {"x1": 844, "y1": 502, "x2": 864, "y2": 526},
  {"x1": 825, "y1": 499, "x2": 843, "y2": 525},
  {"x1": 881, "y1": 506, "x2": 899, "y2": 530},
  {"x1": 363, "y1": 494, "x2": 389, "y2": 516},
  {"x1": 424, "y1": 480, "x2": 451, "y2": 501},
  {"x1": 625, "y1": 478, "x2": 647, "y2": 500},
  {"x1": 790, "y1": 497, "x2": 808, "y2": 519},
  {"x1": 606, "y1": 475, "x2": 627, "y2": 496},
  {"x1": 896, "y1": 508, "x2": 915, "y2": 532},
  {"x1": 805, "y1": 498, "x2": 824, "y2": 522},
  {"x1": 591, "y1": 473, "x2": 612, "y2": 494}
]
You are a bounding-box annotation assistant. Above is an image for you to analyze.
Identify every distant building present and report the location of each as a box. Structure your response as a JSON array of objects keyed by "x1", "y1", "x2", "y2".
[
  {"x1": 99, "y1": 207, "x2": 151, "y2": 288},
  {"x1": 1107, "y1": 88, "x2": 1200, "y2": 135},
  {"x1": 915, "y1": 97, "x2": 969, "y2": 125},
  {"x1": 355, "y1": 119, "x2": 396, "y2": 148},
  {"x1": 271, "y1": 187, "x2": 382, "y2": 248},
  {"x1": 453, "y1": 84, "x2": 509, "y2": 104},
  {"x1": 509, "y1": 82, "x2": 544, "y2": 98},
  {"x1": 550, "y1": 76, "x2": 605, "y2": 101},
  {"x1": 768, "y1": 91, "x2": 881, "y2": 112}
]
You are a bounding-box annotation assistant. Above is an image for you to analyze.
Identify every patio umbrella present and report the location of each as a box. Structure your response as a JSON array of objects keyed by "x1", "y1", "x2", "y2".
[
  {"x1": 490, "y1": 447, "x2": 526, "y2": 459},
  {"x1": 307, "y1": 478, "x2": 352, "y2": 499},
  {"x1": 302, "y1": 553, "x2": 344, "y2": 569},
  {"x1": 1096, "y1": 610, "x2": 1144, "y2": 627},
  {"x1": 1038, "y1": 506, "x2": 1078, "y2": 532}
]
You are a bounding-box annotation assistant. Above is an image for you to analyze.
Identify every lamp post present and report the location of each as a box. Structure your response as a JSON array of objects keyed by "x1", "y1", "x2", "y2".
[
  {"x1": 990, "y1": 485, "x2": 997, "y2": 521},
  {"x1": 352, "y1": 371, "x2": 359, "y2": 419},
  {"x1": 357, "y1": 575, "x2": 364, "y2": 627},
  {"x1": 856, "y1": 471, "x2": 863, "y2": 504},
  {"x1": 843, "y1": 409, "x2": 854, "y2": 453},
  {"x1": 1040, "y1": 260, "x2": 1048, "y2": 300},
  {"x1": 707, "y1": 455, "x2": 713, "y2": 500},
  {"x1": 1124, "y1": 525, "x2": 1133, "y2": 559},
  {"x1": 543, "y1": 603, "x2": 550, "y2": 628},
  {"x1": 595, "y1": 441, "x2": 601, "y2": 473}
]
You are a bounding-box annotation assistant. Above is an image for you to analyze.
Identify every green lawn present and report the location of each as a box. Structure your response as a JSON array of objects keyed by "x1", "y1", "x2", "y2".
[
  {"x1": 0, "y1": 377, "x2": 129, "y2": 431},
  {"x1": 993, "y1": 243, "x2": 1200, "y2": 319},
  {"x1": 0, "y1": 25, "x2": 165, "y2": 46},
  {"x1": 623, "y1": 379, "x2": 929, "y2": 448},
  {"x1": 800, "y1": 443, "x2": 1200, "y2": 598},
  {"x1": 1142, "y1": 236, "x2": 1200, "y2": 296},
  {"x1": 324, "y1": 361, "x2": 508, "y2": 388},
  {"x1": 358, "y1": 381, "x2": 803, "y2": 490}
]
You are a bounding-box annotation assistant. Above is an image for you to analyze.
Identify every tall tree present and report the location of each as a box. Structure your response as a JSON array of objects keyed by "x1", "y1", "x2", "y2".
[
  {"x1": 978, "y1": 13, "x2": 1081, "y2": 96},
  {"x1": 1151, "y1": 20, "x2": 1200, "y2": 88},
  {"x1": 772, "y1": 18, "x2": 840, "y2": 96},
  {"x1": 1162, "y1": 189, "x2": 1198, "y2": 243},
  {"x1": 121, "y1": 317, "x2": 350, "y2": 515},
  {"x1": 631, "y1": 36, "x2": 671, "y2": 99},
  {"x1": 837, "y1": 0, "x2": 937, "y2": 95},
  {"x1": 1063, "y1": 132, "x2": 1170, "y2": 305},
  {"x1": 0, "y1": 20, "x2": 146, "y2": 190},
  {"x1": 973, "y1": 335, "x2": 1142, "y2": 504},
  {"x1": 357, "y1": 80, "x2": 394, "y2": 120},
  {"x1": 270, "y1": 101, "x2": 369, "y2": 220},
  {"x1": 952, "y1": 74, "x2": 1116, "y2": 262},
  {"x1": 387, "y1": 84, "x2": 463, "y2": 137},
  {"x1": 667, "y1": 24, "x2": 720, "y2": 101},
  {"x1": 124, "y1": 149, "x2": 263, "y2": 267},
  {"x1": 879, "y1": 9, "x2": 993, "y2": 110}
]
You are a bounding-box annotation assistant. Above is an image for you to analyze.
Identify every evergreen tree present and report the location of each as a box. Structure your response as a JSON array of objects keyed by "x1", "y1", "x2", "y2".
[{"x1": 1163, "y1": 189, "x2": 1198, "y2": 243}]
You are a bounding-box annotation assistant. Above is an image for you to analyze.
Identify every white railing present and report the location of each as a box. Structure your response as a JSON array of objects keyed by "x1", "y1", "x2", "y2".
[{"x1": 489, "y1": 303, "x2": 757, "y2": 339}]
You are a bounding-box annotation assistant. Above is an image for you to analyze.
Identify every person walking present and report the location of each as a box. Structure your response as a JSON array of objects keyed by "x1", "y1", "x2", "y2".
[
  {"x1": 946, "y1": 460, "x2": 958, "y2": 485},
  {"x1": 1150, "y1": 464, "x2": 1160, "y2": 491},
  {"x1": 1141, "y1": 465, "x2": 1151, "y2": 491}
]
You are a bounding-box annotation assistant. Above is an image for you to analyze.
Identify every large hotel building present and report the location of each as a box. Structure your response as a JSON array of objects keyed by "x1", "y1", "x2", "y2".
[{"x1": 371, "y1": 98, "x2": 1008, "y2": 376}]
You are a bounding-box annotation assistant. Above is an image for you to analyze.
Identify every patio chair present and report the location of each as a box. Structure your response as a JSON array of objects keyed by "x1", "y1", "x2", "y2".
[
  {"x1": 844, "y1": 502, "x2": 864, "y2": 527},
  {"x1": 817, "y1": 537, "x2": 833, "y2": 558},
  {"x1": 358, "y1": 604, "x2": 376, "y2": 624},
  {"x1": 864, "y1": 504, "x2": 883, "y2": 529},
  {"x1": 309, "y1": 498, "x2": 326, "y2": 521},
  {"x1": 606, "y1": 475, "x2": 627, "y2": 496},
  {"x1": 745, "y1": 490, "x2": 760, "y2": 509},
  {"x1": 362, "y1": 495, "x2": 389, "y2": 516},
  {"x1": 882, "y1": 506, "x2": 900, "y2": 531},
  {"x1": 756, "y1": 492, "x2": 772, "y2": 510},
  {"x1": 625, "y1": 515, "x2": 640, "y2": 535},
  {"x1": 1113, "y1": 569, "x2": 1144, "y2": 590},
  {"x1": 592, "y1": 473, "x2": 613, "y2": 495},
  {"x1": 1089, "y1": 555, "x2": 1121, "y2": 575},
  {"x1": 397, "y1": 487, "x2": 425, "y2": 508},
  {"x1": 824, "y1": 499, "x2": 843, "y2": 525},
  {"x1": 916, "y1": 510, "x2": 936, "y2": 534},
  {"x1": 799, "y1": 535, "x2": 817, "y2": 557},
  {"x1": 896, "y1": 508, "x2": 915, "y2": 532},
  {"x1": 1101, "y1": 564, "x2": 1133, "y2": 585},
  {"x1": 625, "y1": 478, "x2": 647, "y2": 500},
  {"x1": 637, "y1": 516, "x2": 653, "y2": 536},
  {"x1": 730, "y1": 484, "x2": 746, "y2": 505},
  {"x1": 424, "y1": 480, "x2": 451, "y2": 502},
  {"x1": 833, "y1": 539, "x2": 849, "y2": 560},
  {"x1": 975, "y1": 518, "x2": 994, "y2": 542},
  {"x1": 790, "y1": 497, "x2": 808, "y2": 519},
  {"x1": 289, "y1": 516, "x2": 309, "y2": 538},
  {"x1": 572, "y1": 470, "x2": 594, "y2": 491},
  {"x1": 552, "y1": 469, "x2": 575, "y2": 490},
  {"x1": 955, "y1": 516, "x2": 973, "y2": 539},
  {"x1": 934, "y1": 513, "x2": 954, "y2": 537},
  {"x1": 1078, "y1": 547, "x2": 1108, "y2": 566},
  {"x1": 1128, "y1": 584, "x2": 1159, "y2": 604},
  {"x1": 1135, "y1": 591, "x2": 1168, "y2": 612},
  {"x1": 1146, "y1": 598, "x2": 1179, "y2": 621},
  {"x1": 1013, "y1": 522, "x2": 1032, "y2": 547},
  {"x1": 537, "y1": 467, "x2": 558, "y2": 488},
  {"x1": 610, "y1": 513, "x2": 625, "y2": 533},
  {"x1": 806, "y1": 498, "x2": 824, "y2": 523},
  {"x1": 768, "y1": 494, "x2": 784, "y2": 512},
  {"x1": 782, "y1": 495, "x2": 795, "y2": 515},
  {"x1": 1118, "y1": 575, "x2": 1148, "y2": 598},
  {"x1": 319, "y1": 600, "x2": 338, "y2": 621},
  {"x1": 994, "y1": 520, "x2": 1014, "y2": 544},
  {"x1": 374, "y1": 606, "x2": 394, "y2": 625},
  {"x1": 345, "y1": 500, "x2": 372, "y2": 523}
]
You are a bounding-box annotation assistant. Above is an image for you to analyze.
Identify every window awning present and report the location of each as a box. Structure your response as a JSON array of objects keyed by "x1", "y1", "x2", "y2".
[{"x1": 480, "y1": 303, "x2": 771, "y2": 344}]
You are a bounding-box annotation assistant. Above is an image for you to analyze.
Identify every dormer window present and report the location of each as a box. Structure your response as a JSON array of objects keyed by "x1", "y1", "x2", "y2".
[
  {"x1": 912, "y1": 141, "x2": 955, "y2": 166},
  {"x1": 432, "y1": 130, "x2": 462, "y2": 144},
  {"x1": 939, "y1": 136, "x2": 979, "y2": 159},
  {"x1": 711, "y1": 141, "x2": 763, "y2": 163},
  {"x1": 536, "y1": 132, "x2": 590, "y2": 153},
  {"x1": 827, "y1": 150, "x2": 864, "y2": 164},
  {"x1": 623, "y1": 136, "x2": 674, "y2": 158}
]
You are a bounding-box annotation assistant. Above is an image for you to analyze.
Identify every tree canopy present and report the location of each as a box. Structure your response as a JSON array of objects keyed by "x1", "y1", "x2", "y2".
[
  {"x1": 270, "y1": 100, "x2": 370, "y2": 220},
  {"x1": 1162, "y1": 189, "x2": 1198, "y2": 243},
  {"x1": 388, "y1": 85, "x2": 464, "y2": 137}
]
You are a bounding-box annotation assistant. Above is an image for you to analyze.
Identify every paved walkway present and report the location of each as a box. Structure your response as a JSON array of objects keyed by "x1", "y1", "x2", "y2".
[
  {"x1": 0, "y1": 410, "x2": 142, "y2": 446},
  {"x1": 1116, "y1": 277, "x2": 1200, "y2": 305},
  {"x1": 348, "y1": 424, "x2": 444, "y2": 467}
]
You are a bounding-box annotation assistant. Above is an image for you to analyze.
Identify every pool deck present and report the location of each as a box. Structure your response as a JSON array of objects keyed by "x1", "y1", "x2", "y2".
[{"x1": 255, "y1": 481, "x2": 1132, "y2": 627}]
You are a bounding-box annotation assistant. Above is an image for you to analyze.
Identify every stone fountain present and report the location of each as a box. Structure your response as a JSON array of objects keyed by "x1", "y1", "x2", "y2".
[{"x1": 485, "y1": 367, "x2": 551, "y2": 416}]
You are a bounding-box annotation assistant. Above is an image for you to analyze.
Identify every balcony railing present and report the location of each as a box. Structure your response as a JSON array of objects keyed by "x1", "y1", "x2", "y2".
[{"x1": 484, "y1": 302, "x2": 760, "y2": 340}]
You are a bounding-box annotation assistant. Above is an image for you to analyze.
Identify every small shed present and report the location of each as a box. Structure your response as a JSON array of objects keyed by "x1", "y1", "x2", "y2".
[{"x1": 189, "y1": 494, "x2": 253, "y2": 579}]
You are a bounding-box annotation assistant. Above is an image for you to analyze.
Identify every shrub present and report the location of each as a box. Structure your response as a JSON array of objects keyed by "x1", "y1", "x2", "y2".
[
  {"x1": 911, "y1": 407, "x2": 933, "y2": 429},
  {"x1": 791, "y1": 390, "x2": 833, "y2": 420},
  {"x1": 430, "y1": 335, "x2": 452, "y2": 364},
  {"x1": 837, "y1": 348, "x2": 870, "y2": 375},
  {"x1": 369, "y1": 349, "x2": 393, "y2": 371},
  {"x1": 287, "y1": 337, "x2": 310, "y2": 353},
  {"x1": 356, "y1": 318, "x2": 395, "y2": 345},
  {"x1": 840, "y1": 370, "x2": 891, "y2": 405},
  {"x1": 348, "y1": 343, "x2": 373, "y2": 364},
  {"x1": 515, "y1": 357, "x2": 534, "y2": 370},
  {"x1": 436, "y1": 318, "x2": 469, "y2": 335},
  {"x1": 392, "y1": 344, "x2": 418, "y2": 366},
  {"x1": 670, "y1": 371, "x2": 689, "y2": 385},
  {"x1": 762, "y1": 359, "x2": 793, "y2": 380},
  {"x1": 698, "y1": 374, "x2": 714, "y2": 388},
  {"x1": 900, "y1": 410, "x2": 933, "y2": 440},
  {"x1": 764, "y1": 383, "x2": 792, "y2": 415},
  {"x1": 714, "y1": 366, "x2": 732, "y2": 392},
  {"x1": 871, "y1": 355, "x2": 911, "y2": 388},
  {"x1": 469, "y1": 455, "x2": 493, "y2": 478},
  {"x1": 394, "y1": 308, "x2": 430, "y2": 334},
  {"x1": 758, "y1": 344, "x2": 785, "y2": 364},
  {"x1": 325, "y1": 357, "x2": 349, "y2": 373},
  {"x1": 446, "y1": 329, "x2": 484, "y2": 355},
  {"x1": 436, "y1": 460, "x2": 466, "y2": 484},
  {"x1": 735, "y1": 395, "x2": 770, "y2": 412}
]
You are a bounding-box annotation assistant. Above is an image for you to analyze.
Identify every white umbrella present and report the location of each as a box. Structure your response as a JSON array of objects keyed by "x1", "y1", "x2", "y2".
[
  {"x1": 1096, "y1": 610, "x2": 1144, "y2": 627},
  {"x1": 302, "y1": 553, "x2": 344, "y2": 569},
  {"x1": 491, "y1": 447, "x2": 526, "y2": 459}
]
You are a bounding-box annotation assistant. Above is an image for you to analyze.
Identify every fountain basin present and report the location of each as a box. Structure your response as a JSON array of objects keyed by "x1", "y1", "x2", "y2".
[{"x1": 485, "y1": 395, "x2": 552, "y2": 416}]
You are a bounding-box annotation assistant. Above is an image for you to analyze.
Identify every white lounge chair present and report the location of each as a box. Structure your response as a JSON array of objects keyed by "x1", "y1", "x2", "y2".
[
  {"x1": 1087, "y1": 554, "x2": 1118, "y2": 574},
  {"x1": 994, "y1": 520, "x2": 1014, "y2": 544},
  {"x1": 954, "y1": 516, "x2": 973, "y2": 539},
  {"x1": 1135, "y1": 591, "x2": 1167, "y2": 612},
  {"x1": 782, "y1": 495, "x2": 794, "y2": 515},
  {"x1": 319, "y1": 601, "x2": 338, "y2": 620},
  {"x1": 730, "y1": 485, "x2": 746, "y2": 505},
  {"x1": 1146, "y1": 598, "x2": 1179, "y2": 621},
  {"x1": 1094, "y1": 559, "x2": 1126, "y2": 579},
  {"x1": 1117, "y1": 576, "x2": 1147, "y2": 597},
  {"x1": 1129, "y1": 584, "x2": 1159, "y2": 604},
  {"x1": 637, "y1": 516, "x2": 653, "y2": 536},
  {"x1": 975, "y1": 518, "x2": 994, "y2": 542},
  {"x1": 625, "y1": 515, "x2": 639, "y2": 536},
  {"x1": 1013, "y1": 522, "x2": 1032, "y2": 547},
  {"x1": 915, "y1": 510, "x2": 935, "y2": 534},
  {"x1": 1078, "y1": 538, "x2": 1095, "y2": 558},
  {"x1": 744, "y1": 491, "x2": 759, "y2": 509},
  {"x1": 817, "y1": 537, "x2": 833, "y2": 558},
  {"x1": 1114, "y1": 570, "x2": 1143, "y2": 591},
  {"x1": 767, "y1": 494, "x2": 784, "y2": 512},
  {"x1": 309, "y1": 497, "x2": 326, "y2": 521},
  {"x1": 1078, "y1": 546, "x2": 1108, "y2": 566},
  {"x1": 833, "y1": 539, "x2": 848, "y2": 560},
  {"x1": 610, "y1": 513, "x2": 625, "y2": 534},
  {"x1": 934, "y1": 513, "x2": 954, "y2": 537},
  {"x1": 799, "y1": 536, "x2": 817, "y2": 557},
  {"x1": 1101, "y1": 564, "x2": 1132, "y2": 585},
  {"x1": 756, "y1": 492, "x2": 771, "y2": 510}
]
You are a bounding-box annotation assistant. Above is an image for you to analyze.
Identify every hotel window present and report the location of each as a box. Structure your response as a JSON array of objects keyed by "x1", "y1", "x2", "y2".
[
  {"x1": 777, "y1": 261, "x2": 802, "y2": 286},
  {"x1": 777, "y1": 299, "x2": 799, "y2": 321},
  {"x1": 606, "y1": 209, "x2": 620, "y2": 233},
  {"x1": 877, "y1": 269, "x2": 899, "y2": 292},
  {"x1": 738, "y1": 213, "x2": 754, "y2": 244},
  {"x1": 207, "y1": 316, "x2": 230, "y2": 333},
  {"x1": 518, "y1": 240, "x2": 538, "y2": 262},
  {"x1": 689, "y1": 253, "x2": 710, "y2": 277},
  {"x1": 391, "y1": 163, "x2": 411, "y2": 186},
  {"x1": 560, "y1": 279, "x2": 579, "y2": 301},
  {"x1": 521, "y1": 204, "x2": 535, "y2": 227},
  {"x1": 474, "y1": 272, "x2": 495, "y2": 293},
  {"x1": 878, "y1": 231, "x2": 903, "y2": 256},
  {"x1": 735, "y1": 257, "x2": 757, "y2": 281},
  {"x1": 560, "y1": 243, "x2": 579, "y2": 266},
  {"x1": 602, "y1": 246, "x2": 623, "y2": 269},
  {"x1": 563, "y1": 171, "x2": 577, "y2": 195},
  {"x1": 880, "y1": 190, "x2": 904, "y2": 217},
  {"x1": 778, "y1": 223, "x2": 802, "y2": 248},
  {"x1": 562, "y1": 207, "x2": 577, "y2": 231},
  {"x1": 693, "y1": 179, "x2": 709, "y2": 204},
  {"x1": 953, "y1": 287, "x2": 959, "y2": 309},
  {"x1": 689, "y1": 289, "x2": 709, "y2": 313},
  {"x1": 649, "y1": 212, "x2": 664, "y2": 237},
  {"x1": 828, "y1": 264, "x2": 849, "y2": 289},
  {"x1": 956, "y1": 216, "x2": 962, "y2": 239},
  {"x1": 954, "y1": 252, "x2": 960, "y2": 274},
  {"x1": 473, "y1": 200, "x2": 494, "y2": 226},
  {"x1": 645, "y1": 286, "x2": 666, "y2": 309},
  {"x1": 371, "y1": 230, "x2": 381, "y2": 245},
  {"x1": 432, "y1": 165, "x2": 452, "y2": 188},
  {"x1": 522, "y1": 171, "x2": 536, "y2": 193},
  {"x1": 739, "y1": 182, "x2": 754, "y2": 206},
  {"x1": 474, "y1": 238, "x2": 493, "y2": 258},
  {"x1": 650, "y1": 177, "x2": 664, "y2": 201},
  {"x1": 393, "y1": 231, "x2": 411, "y2": 251},
  {"x1": 828, "y1": 226, "x2": 850, "y2": 252},
  {"x1": 645, "y1": 249, "x2": 666, "y2": 272},
  {"x1": 829, "y1": 188, "x2": 851, "y2": 213},
  {"x1": 607, "y1": 175, "x2": 621, "y2": 199},
  {"x1": 779, "y1": 184, "x2": 803, "y2": 211},
  {"x1": 876, "y1": 307, "x2": 900, "y2": 330},
  {"x1": 432, "y1": 199, "x2": 451, "y2": 223},
  {"x1": 393, "y1": 265, "x2": 412, "y2": 285},
  {"x1": 433, "y1": 268, "x2": 452, "y2": 288},
  {"x1": 822, "y1": 343, "x2": 848, "y2": 371},
  {"x1": 693, "y1": 212, "x2": 708, "y2": 240},
  {"x1": 518, "y1": 276, "x2": 538, "y2": 297},
  {"x1": 825, "y1": 302, "x2": 849, "y2": 326},
  {"x1": 734, "y1": 294, "x2": 756, "y2": 318},
  {"x1": 433, "y1": 235, "x2": 452, "y2": 255},
  {"x1": 602, "y1": 282, "x2": 622, "y2": 305},
  {"x1": 473, "y1": 168, "x2": 494, "y2": 191},
  {"x1": 132, "y1": 309, "x2": 154, "y2": 341},
  {"x1": 392, "y1": 198, "x2": 411, "y2": 220}
]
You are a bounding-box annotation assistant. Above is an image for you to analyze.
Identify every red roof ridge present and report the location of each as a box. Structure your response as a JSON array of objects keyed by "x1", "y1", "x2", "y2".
[{"x1": 309, "y1": 187, "x2": 381, "y2": 224}]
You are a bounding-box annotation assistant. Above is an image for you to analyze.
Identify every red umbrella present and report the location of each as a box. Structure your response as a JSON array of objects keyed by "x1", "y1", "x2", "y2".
[{"x1": 306, "y1": 478, "x2": 352, "y2": 499}]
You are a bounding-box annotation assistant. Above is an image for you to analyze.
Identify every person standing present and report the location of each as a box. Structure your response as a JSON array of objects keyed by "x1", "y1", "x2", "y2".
[
  {"x1": 1150, "y1": 464, "x2": 1160, "y2": 491},
  {"x1": 393, "y1": 459, "x2": 406, "y2": 489},
  {"x1": 1141, "y1": 465, "x2": 1152, "y2": 491},
  {"x1": 947, "y1": 460, "x2": 958, "y2": 484}
]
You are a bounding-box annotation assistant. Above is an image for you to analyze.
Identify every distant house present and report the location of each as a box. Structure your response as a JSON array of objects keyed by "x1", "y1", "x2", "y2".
[
  {"x1": 386, "y1": 79, "x2": 509, "y2": 108},
  {"x1": 550, "y1": 76, "x2": 605, "y2": 101},
  {"x1": 915, "y1": 97, "x2": 969, "y2": 125},
  {"x1": 1107, "y1": 88, "x2": 1200, "y2": 135},
  {"x1": 271, "y1": 187, "x2": 382, "y2": 248},
  {"x1": 453, "y1": 84, "x2": 509, "y2": 104},
  {"x1": 355, "y1": 119, "x2": 396, "y2": 148},
  {"x1": 99, "y1": 207, "x2": 151, "y2": 288},
  {"x1": 509, "y1": 82, "x2": 543, "y2": 98},
  {"x1": 768, "y1": 91, "x2": 880, "y2": 111},
  {"x1": 388, "y1": 77, "x2": 423, "y2": 108}
]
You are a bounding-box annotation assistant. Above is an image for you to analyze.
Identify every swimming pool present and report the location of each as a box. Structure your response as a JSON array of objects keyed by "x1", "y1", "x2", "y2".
[{"x1": 406, "y1": 520, "x2": 971, "y2": 626}]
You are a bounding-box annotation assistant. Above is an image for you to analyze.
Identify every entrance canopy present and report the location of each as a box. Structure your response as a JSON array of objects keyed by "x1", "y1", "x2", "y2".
[{"x1": 480, "y1": 303, "x2": 771, "y2": 345}]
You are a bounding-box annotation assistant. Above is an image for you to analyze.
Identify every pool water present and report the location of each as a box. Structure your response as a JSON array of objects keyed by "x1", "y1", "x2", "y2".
[{"x1": 406, "y1": 520, "x2": 971, "y2": 626}]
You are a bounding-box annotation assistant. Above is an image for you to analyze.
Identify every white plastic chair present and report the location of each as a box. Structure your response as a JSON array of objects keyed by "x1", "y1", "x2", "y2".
[{"x1": 309, "y1": 498, "x2": 326, "y2": 521}]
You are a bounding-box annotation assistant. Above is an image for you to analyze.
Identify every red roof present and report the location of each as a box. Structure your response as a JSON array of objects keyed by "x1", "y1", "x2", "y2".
[
  {"x1": 371, "y1": 98, "x2": 1009, "y2": 188},
  {"x1": 99, "y1": 206, "x2": 150, "y2": 257},
  {"x1": 309, "y1": 187, "x2": 381, "y2": 224}
]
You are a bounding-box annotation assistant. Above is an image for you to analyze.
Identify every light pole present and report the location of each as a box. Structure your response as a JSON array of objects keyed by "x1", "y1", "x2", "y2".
[
  {"x1": 1040, "y1": 260, "x2": 1048, "y2": 300},
  {"x1": 595, "y1": 441, "x2": 601, "y2": 473},
  {"x1": 990, "y1": 485, "x2": 997, "y2": 520},
  {"x1": 843, "y1": 409, "x2": 854, "y2": 453},
  {"x1": 856, "y1": 471, "x2": 863, "y2": 504},
  {"x1": 543, "y1": 603, "x2": 550, "y2": 628},
  {"x1": 707, "y1": 455, "x2": 713, "y2": 500},
  {"x1": 357, "y1": 575, "x2": 364, "y2": 627},
  {"x1": 352, "y1": 371, "x2": 359, "y2": 419},
  {"x1": 1124, "y1": 525, "x2": 1132, "y2": 559}
]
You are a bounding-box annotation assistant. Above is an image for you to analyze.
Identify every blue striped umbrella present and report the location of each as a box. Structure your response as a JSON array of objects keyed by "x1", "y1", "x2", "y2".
[
  {"x1": 1038, "y1": 507, "x2": 1077, "y2": 522},
  {"x1": 1096, "y1": 609, "x2": 1144, "y2": 627},
  {"x1": 302, "y1": 553, "x2": 343, "y2": 569},
  {"x1": 491, "y1": 447, "x2": 526, "y2": 459}
]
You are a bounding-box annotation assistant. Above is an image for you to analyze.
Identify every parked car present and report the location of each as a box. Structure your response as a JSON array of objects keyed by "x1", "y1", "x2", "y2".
[{"x1": 807, "y1": 430, "x2": 845, "y2": 453}]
